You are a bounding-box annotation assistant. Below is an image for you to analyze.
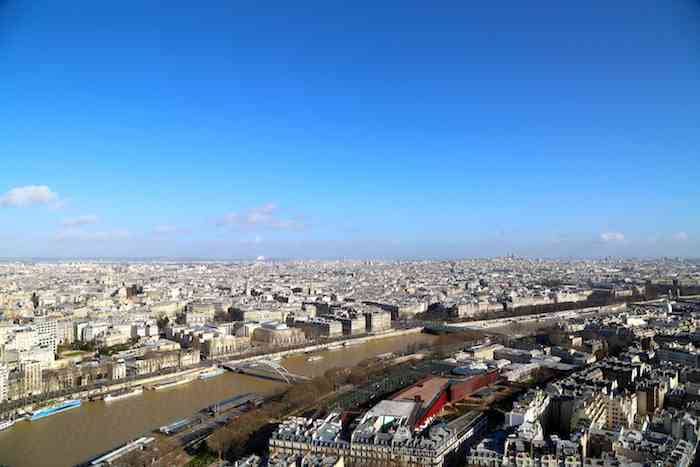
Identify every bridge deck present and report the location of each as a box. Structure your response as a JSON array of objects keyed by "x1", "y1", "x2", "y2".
[{"x1": 222, "y1": 361, "x2": 310, "y2": 383}]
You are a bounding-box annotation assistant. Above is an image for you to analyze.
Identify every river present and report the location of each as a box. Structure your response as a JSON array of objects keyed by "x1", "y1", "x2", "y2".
[{"x1": 0, "y1": 332, "x2": 436, "y2": 467}]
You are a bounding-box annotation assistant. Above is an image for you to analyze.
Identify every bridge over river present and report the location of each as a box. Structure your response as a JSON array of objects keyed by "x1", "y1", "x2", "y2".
[{"x1": 222, "y1": 360, "x2": 311, "y2": 384}]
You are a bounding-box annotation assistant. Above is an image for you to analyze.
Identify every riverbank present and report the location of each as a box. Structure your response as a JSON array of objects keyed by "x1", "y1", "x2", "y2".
[
  {"x1": 0, "y1": 331, "x2": 437, "y2": 467},
  {"x1": 227, "y1": 327, "x2": 424, "y2": 364},
  {"x1": 4, "y1": 367, "x2": 205, "y2": 419},
  {"x1": 448, "y1": 303, "x2": 627, "y2": 330},
  {"x1": 1, "y1": 327, "x2": 424, "y2": 419}
]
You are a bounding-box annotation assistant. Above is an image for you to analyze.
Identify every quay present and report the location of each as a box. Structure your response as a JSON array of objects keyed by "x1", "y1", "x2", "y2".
[
  {"x1": 447, "y1": 303, "x2": 627, "y2": 330},
  {"x1": 82, "y1": 436, "x2": 155, "y2": 466},
  {"x1": 218, "y1": 327, "x2": 424, "y2": 366},
  {"x1": 1, "y1": 327, "x2": 423, "y2": 419}
]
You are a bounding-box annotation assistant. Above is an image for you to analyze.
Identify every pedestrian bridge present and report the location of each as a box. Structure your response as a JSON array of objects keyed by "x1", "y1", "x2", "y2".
[{"x1": 222, "y1": 360, "x2": 310, "y2": 384}]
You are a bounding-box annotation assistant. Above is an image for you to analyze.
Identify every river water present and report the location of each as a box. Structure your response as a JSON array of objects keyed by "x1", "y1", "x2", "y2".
[{"x1": 0, "y1": 332, "x2": 436, "y2": 467}]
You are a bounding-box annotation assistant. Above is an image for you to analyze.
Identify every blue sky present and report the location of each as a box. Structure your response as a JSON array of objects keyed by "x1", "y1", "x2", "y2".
[{"x1": 1, "y1": 1, "x2": 698, "y2": 259}]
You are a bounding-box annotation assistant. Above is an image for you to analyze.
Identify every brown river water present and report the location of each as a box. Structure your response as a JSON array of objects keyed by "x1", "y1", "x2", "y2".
[{"x1": 0, "y1": 333, "x2": 436, "y2": 467}]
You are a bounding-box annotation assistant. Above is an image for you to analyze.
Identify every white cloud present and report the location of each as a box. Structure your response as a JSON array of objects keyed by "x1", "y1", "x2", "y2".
[
  {"x1": 0, "y1": 185, "x2": 59, "y2": 207},
  {"x1": 600, "y1": 232, "x2": 625, "y2": 242},
  {"x1": 673, "y1": 231, "x2": 689, "y2": 241},
  {"x1": 56, "y1": 229, "x2": 130, "y2": 241},
  {"x1": 62, "y1": 215, "x2": 99, "y2": 227},
  {"x1": 217, "y1": 203, "x2": 305, "y2": 230}
]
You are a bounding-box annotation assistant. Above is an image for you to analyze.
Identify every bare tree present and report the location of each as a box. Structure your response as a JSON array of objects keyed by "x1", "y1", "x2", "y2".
[{"x1": 208, "y1": 426, "x2": 234, "y2": 463}]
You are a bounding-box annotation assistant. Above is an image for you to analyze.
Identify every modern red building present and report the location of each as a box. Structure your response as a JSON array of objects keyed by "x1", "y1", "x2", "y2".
[
  {"x1": 392, "y1": 377, "x2": 451, "y2": 430},
  {"x1": 448, "y1": 370, "x2": 500, "y2": 402},
  {"x1": 389, "y1": 370, "x2": 500, "y2": 431}
]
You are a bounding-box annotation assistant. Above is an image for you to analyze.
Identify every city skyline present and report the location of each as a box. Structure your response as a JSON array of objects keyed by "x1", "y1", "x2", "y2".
[
  {"x1": 4, "y1": 3, "x2": 700, "y2": 466},
  {"x1": 2, "y1": 1, "x2": 699, "y2": 259}
]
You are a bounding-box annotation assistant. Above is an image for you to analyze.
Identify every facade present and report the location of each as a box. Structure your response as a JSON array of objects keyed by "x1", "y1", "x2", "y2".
[
  {"x1": 453, "y1": 300, "x2": 502, "y2": 318},
  {"x1": 34, "y1": 318, "x2": 57, "y2": 353},
  {"x1": 0, "y1": 363, "x2": 8, "y2": 403},
  {"x1": 231, "y1": 308, "x2": 285, "y2": 323},
  {"x1": 465, "y1": 343, "x2": 505, "y2": 361},
  {"x1": 364, "y1": 311, "x2": 392, "y2": 333},
  {"x1": 81, "y1": 322, "x2": 109, "y2": 342},
  {"x1": 200, "y1": 334, "x2": 250, "y2": 359},
  {"x1": 507, "y1": 389, "x2": 551, "y2": 427},
  {"x1": 129, "y1": 350, "x2": 180, "y2": 376},
  {"x1": 270, "y1": 410, "x2": 486, "y2": 467},
  {"x1": 55, "y1": 318, "x2": 75, "y2": 345},
  {"x1": 19, "y1": 360, "x2": 43, "y2": 397},
  {"x1": 466, "y1": 436, "x2": 504, "y2": 466},
  {"x1": 187, "y1": 301, "x2": 218, "y2": 318},
  {"x1": 96, "y1": 330, "x2": 130, "y2": 348},
  {"x1": 185, "y1": 312, "x2": 208, "y2": 326},
  {"x1": 112, "y1": 359, "x2": 127, "y2": 380},
  {"x1": 636, "y1": 380, "x2": 668, "y2": 415},
  {"x1": 253, "y1": 323, "x2": 306, "y2": 347},
  {"x1": 12, "y1": 327, "x2": 38, "y2": 352},
  {"x1": 493, "y1": 347, "x2": 539, "y2": 364},
  {"x1": 605, "y1": 392, "x2": 637, "y2": 431},
  {"x1": 337, "y1": 316, "x2": 366, "y2": 336},
  {"x1": 652, "y1": 409, "x2": 700, "y2": 445},
  {"x1": 293, "y1": 318, "x2": 343, "y2": 340},
  {"x1": 656, "y1": 345, "x2": 700, "y2": 368},
  {"x1": 268, "y1": 453, "x2": 344, "y2": 467},
  {"x1": 612, "y1": 429, "x2": 695, "y2": 466},
  {"x1": 43, "y1": 359, "x2": 127, "y2": 393},
  {"x1": 503, "y1": 435, "x2": 582, "y2": 467}
]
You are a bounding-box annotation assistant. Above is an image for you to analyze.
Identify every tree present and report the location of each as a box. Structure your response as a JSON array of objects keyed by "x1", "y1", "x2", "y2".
[
  {"x1": 347, "y1": 367, "x2": 369, "y2": 386},
  {"x1": 214, "y1": 309, "x2": 231, "y2": 323},
  {"x1": 324, "y1": 367, "x2": 350, "y2": 390},
  {"x1": 207, "y1": 427, "x2": 234, "y2": 462},
  {"x1": 115, "y1": 449, "x2": 157, "y2": 467},
  {"x1": 156, "y1": 314, "x2": 170, "y2": 330},
  {"x1": 175, "y1": 311, "x2": 186, "y2": 325}
]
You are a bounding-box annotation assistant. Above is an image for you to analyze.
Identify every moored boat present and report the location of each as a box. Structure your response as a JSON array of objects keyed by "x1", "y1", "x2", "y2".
[
  {"x1": 199, "y1": 367, "x2": 225, "y2": 380},
  {"x1": 104, "y1": 387, "x2": 143, "y2": 402},
  {"x1": 147, "y1": 377, "x2": 193, "y2": 391},
  {"x1": 89, "y1": 436, "x2": 155, "y2": 465},
  {"x1": 159, "y1": 417, "x2": 194, "y2": 435},
  {"x1": 30, "y1": 399, "x2": 82, "y2": 421},
  {"x1": 0, "y1": 418, "x2": 17, "y2": 432}
]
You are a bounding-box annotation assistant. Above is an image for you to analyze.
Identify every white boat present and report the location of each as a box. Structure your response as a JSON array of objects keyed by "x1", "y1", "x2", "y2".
[
  {"x1": 306, "y1": 355, "x2": 324, "y2": 362},
  {"x1": 199, "y1": 367, "x2": 226, "y2": 380},
  {"x1": 104, "y1": 387, "x2": 143, "y2": 402},
  {"x1": 147, "y1": 377, "x2": 193, "y2": 391},
  {"x1": 0, "y1": 418, "x2": 17, "y2": 432}
]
